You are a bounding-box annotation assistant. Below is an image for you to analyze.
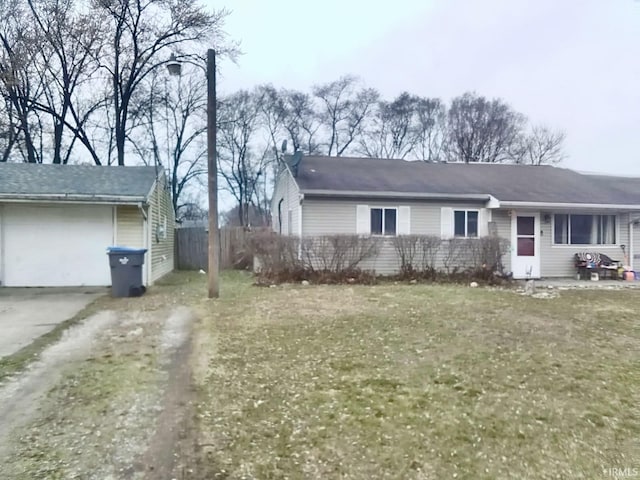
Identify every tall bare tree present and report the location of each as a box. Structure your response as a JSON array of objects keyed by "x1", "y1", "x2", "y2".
[
  {"x1": 358, "y1": 92, "x2": 419, "y2": 159},
  {"x1": 413, "y1": 97, "x2": 447, "y2": 162},
  {"x1": 313, "y1": 75, "x2": 379, "y2": 156},
  {"x1": 94, "y1": 0, "x2": 230, "y2": 166},
  {"x1": 130, "y1": 65, "x2": 207, "y2": 218},
  {"x1": 446, "y1": 92, "x2": 525, "y2": 163},
  {"x1": 25, "y1": 0, "x2": 106, "y2": 164},
  {"x1": 515, "y1": 125, "x2": 566, "y2": 165},
  {"x1": 0, "y1": 0, "x2": 44, "y2": 163},
  {"x1": 217, "y1": 89, "x2": 272, "y2": 227}
]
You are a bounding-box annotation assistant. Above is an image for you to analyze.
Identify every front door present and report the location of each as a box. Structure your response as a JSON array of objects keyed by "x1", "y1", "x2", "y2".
[{"x1": 511, "y1": 212, "x2": 540, "y2": 279}]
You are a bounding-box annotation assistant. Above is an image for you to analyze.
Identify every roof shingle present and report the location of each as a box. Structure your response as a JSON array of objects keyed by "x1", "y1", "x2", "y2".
[
  {"x1": 294, "y1": 156, "x2": 640, "y2": 205},
  {"x1": 0, "y1": 163, "x2": 158, "y2": 200}
]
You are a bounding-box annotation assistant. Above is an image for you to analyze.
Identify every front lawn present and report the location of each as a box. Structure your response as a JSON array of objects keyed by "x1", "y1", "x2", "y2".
[{"x1": 193, "y1": 274, "x2": 640, "y2": 479}]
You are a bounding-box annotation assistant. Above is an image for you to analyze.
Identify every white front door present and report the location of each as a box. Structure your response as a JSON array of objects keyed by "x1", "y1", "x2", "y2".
[{"x1": 511, "y1": 212, "x2": 541, "y2": 279}]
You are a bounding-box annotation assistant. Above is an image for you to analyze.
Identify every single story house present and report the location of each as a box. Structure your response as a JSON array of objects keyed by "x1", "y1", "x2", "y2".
[
  {"x1": 271, "y1": 153, "x2": 640, "y2": 279},
  {"x1": 0, "y1": 163, "x2": 174, "y2": 287}
]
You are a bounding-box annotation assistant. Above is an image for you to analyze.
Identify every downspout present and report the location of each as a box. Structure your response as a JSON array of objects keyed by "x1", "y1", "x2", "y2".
[
  {"x1": 629, "y1": 216, "x2": 636, "y2": 271},
  {"x1": 297, "y1": 193, "x2": 304, "y2": 260},
  {"x1": 138, "y1": 202, "x2": 149, "y2": 286},
  {"x1": 137, "y1": 202, "x2": 148, "y2": 221}
]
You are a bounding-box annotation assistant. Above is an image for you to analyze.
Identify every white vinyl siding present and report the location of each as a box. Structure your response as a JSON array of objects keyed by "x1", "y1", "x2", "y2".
[
  {"x1": 149, "y1": 176, "x2": 175, "y2": 283},
  {"x1": 541, "y1": 211, "x2": 628, "y2": 277},
  {"x1": 116, "y1": 206, "x2": 144, "y2": 248},
  {"x1": 303, "y1": 199, "x2": 491, "y2": 274},
  {"x1": 272, "y1": 168, "x2": 300, "y2": 236}
]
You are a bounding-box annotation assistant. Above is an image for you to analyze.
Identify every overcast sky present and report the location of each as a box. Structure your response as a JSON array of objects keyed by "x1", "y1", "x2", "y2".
[{"x1": 207, "y1": 0, "x2": 640, "y2": 175}]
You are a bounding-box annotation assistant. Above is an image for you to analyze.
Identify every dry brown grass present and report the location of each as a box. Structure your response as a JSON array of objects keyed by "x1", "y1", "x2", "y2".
[{"x1": 192, "y1": 274, "x2": 640, "y2": 479}]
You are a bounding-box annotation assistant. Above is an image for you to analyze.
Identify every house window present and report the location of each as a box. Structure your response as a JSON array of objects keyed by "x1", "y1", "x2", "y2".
[
  {"x1": 287, "y1": 209, "x2": 293, "y2": 235},
  {"x1": 454, "y1": 210, "x2": 478, "y2": 237},
  {"x1": 554, "y1": 214, "x2": 616, "y2": 245},
  {"x1": 370, "y1": 208, "x2": 397, "y2": 236}
]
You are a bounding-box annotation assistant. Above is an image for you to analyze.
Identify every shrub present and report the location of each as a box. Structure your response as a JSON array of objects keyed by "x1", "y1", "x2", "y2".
[
  {"x1": 251, "y1": 233, "x2": 380, "y2": 284},
  {"x1": 301, "y1": 235, "x2": 381, "y2": 273},
  {"x1": 250, "y1": 232, "x2": 511, "y2": 285}
]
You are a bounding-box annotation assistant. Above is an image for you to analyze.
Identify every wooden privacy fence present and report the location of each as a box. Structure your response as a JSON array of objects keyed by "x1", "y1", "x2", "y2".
[{"x1": 175, "y1": 226, "x2": 267, "y2": 270}]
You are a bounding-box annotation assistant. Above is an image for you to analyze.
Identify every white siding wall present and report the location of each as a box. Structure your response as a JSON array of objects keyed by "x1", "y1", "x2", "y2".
[
  {"x1": 272, "y1": 168, "x2": 300, "y2": 236},
  {"x1": 116, "y1": 206, "x2": 144, "y2": 248},
  {"x1": 633, "y1": 220, "x2": 640, "y2": 271},
  {"x1": 149, "y1": 176, "x2": 175, "y2": 283},
  {"x1": 301, "y1": 198, "x2": 497, "y2": 275},
  {"x1": 300, "y1": 198, "x2": 633, "y2": 277},
  {"x1": 491, "y1": 209, "x2": 512, "y2": 273},
  {"x1": 538, "y1": 211, "x2": 629, "y2": 277}
]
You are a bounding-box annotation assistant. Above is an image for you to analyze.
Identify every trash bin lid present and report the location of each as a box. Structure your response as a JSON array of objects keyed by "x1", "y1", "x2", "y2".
[{"x1": 107, "y1": 246, "x2": 148, "y2": 255}]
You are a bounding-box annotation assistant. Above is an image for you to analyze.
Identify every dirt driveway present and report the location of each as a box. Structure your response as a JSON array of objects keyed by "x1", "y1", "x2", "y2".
[
  {"x1": 0, "y1": 281, "x2": 199, "y2": 480},
  {"x1": 0, "y1": 288, "x2": 104, "y2": 358}
]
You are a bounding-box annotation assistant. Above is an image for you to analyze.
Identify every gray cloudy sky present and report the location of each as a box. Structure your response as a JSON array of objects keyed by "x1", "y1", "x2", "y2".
[{"x1": 209, "y1": 0, "x2": 640, "y2": 175}]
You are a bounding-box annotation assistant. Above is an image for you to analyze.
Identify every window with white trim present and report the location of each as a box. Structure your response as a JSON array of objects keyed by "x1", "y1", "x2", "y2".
[
  {"x1": 554, "y1": 214, "x2": 616, "y2": 245},
  {"x1": 454, "y1": 210, "x2": 478, "y2": 237},
  {"x1": 370, "y1": 207, "x2": 397, "y2": 236}
]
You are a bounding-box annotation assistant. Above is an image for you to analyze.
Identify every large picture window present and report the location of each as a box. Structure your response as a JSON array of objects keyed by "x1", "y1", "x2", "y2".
[
  {"x1": 554, "y1": 214, "x2": 616, "y2": 245},
  {"x1": 371, "y1": 208, "x2": 397, "y2": 236},
  {"x1": 454, "y1": 210, "x2": 478, "y2": 238}
]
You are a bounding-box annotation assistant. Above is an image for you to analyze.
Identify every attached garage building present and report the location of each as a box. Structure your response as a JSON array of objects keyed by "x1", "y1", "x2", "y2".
[{"x1": 0, "y1": 163, "x2": 174, "y2": 287}]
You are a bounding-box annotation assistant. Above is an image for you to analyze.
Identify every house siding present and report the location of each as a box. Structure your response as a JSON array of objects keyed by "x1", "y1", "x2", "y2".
[
  {"x1": 633, "y1": 221, "x2": 640, "y2": 271},
  {"x1": 272, "y1": 168, "x2": 300, "y2": 236},
  {"x1": 302, "y1": 198, "x2": 498, "y2": 275},
  {"x1": 491, "y1": 209, "x2": 512, "y2": 273},
  {"x1": 149, "y1": 177, "x2": 175, "y2": 283},
  {"x1": 298, "y1": 198, "x2": 636, "y2": 277},
  {"x1": 538, "y1": 211, "x2": 629, "y2": 277},
  {"x1": 116, "y1": 206, "x2": 145, "y2": 248}
]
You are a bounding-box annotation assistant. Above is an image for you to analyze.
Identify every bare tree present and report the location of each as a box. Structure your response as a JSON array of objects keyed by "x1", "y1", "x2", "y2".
[
  {"x1": 217, "y1": 89, "x2": 272, "y2": 227},
  {"x1": 94, "y1": 0, "x2": 231, "y2": 166},
  {"x1": 358, "y1": 92, "x2": 419, "y2": 159},
  {"x1": 313, "y1": 75, "x2": 379, "y2": 156},
  {"x1": 279, "y1": 89, "x2": 321, "y2": 155},
  {"x1": 515, "y1": 125, "x2": 566, "y2": 165},
  {"x1": 25, "y1": 0, "x2": 106, "y2": 165},
  {"x1": 0, "y1": 0, "x2": 44, "y2": 163},
  {"x1": 446, "y1": 92, "x2": 526, "y2": 163},
  {"x1": 413, "y1": 97, "x2": 447, "y2": 162}
]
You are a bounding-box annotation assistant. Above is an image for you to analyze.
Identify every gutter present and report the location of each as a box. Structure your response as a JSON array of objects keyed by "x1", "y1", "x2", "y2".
[
  {"x1": 301, "y1": 189, "x2": 493, "y2": 202},
  {"x1": 498, "y1": 201, "x2": 640, "y2": 210},
  {"x1": 0, "y1": 193, "x2": 147, "y2": 205}
]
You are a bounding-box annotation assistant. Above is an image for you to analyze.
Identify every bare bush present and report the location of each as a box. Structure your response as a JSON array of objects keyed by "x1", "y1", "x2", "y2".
[
  {"x1": 392, "y1": 235, "x2": 420, "y2": 275},
  {"x1": 249, "y1": 231, "x2": 301, "y2": 275},
  {"x1": 418, "y1": 235, "x2": 441, "y2": 274},
  {"x1": 442, "y1": 238, "x2": 467, "y2": 274},
  {"x1": 302, "y1": 235, "x2": 381, "y2": 272}
]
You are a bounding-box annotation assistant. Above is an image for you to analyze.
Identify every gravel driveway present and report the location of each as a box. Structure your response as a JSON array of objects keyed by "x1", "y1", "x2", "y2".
[{"x1": 0, "y1": 301, "x2": 195, "y2": 480}]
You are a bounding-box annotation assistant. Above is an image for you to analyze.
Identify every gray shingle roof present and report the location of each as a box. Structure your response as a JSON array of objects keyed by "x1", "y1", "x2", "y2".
[
  {"x1": 294, "y1": 155, "x2": 640, "y2": 206},
  {"x1": 0, "y1": 163, "x2": 159, "y2": 201}
]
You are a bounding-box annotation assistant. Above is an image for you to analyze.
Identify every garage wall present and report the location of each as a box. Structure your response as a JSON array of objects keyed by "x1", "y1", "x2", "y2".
[
  {"x1": 149, "y1": 177, "x2": 175, "y2": 282},
  {"x1": 116, "y1": 206, "x2": 144, "y2": 248},
  {"x1": 0, "y1": 203, "x2": 113, "y2": 286}
]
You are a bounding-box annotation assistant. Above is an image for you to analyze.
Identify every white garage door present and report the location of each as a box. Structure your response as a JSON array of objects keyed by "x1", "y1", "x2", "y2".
[{"x1": 1, "y1": 204, "x2": 113, "y2": 287}]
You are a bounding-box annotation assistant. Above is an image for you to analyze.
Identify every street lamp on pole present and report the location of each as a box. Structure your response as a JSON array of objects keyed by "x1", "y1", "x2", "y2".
[
  {"x1": 207, "y1": 49, "x2": 220, "y2": 298},
  {"x1": 165, "y1": 54, "x2": 181, "y2": 171}
]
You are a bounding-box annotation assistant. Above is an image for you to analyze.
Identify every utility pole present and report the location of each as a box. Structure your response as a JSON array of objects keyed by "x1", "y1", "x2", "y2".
[{"x1": 207, "y1": 48, "x2": 220, "y2": 298}]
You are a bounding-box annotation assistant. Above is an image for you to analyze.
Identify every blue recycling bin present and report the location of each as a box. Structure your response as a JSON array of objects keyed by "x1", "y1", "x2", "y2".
[{"x1": 107, "y1": 247, "x2": 148, "y2": 297}]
